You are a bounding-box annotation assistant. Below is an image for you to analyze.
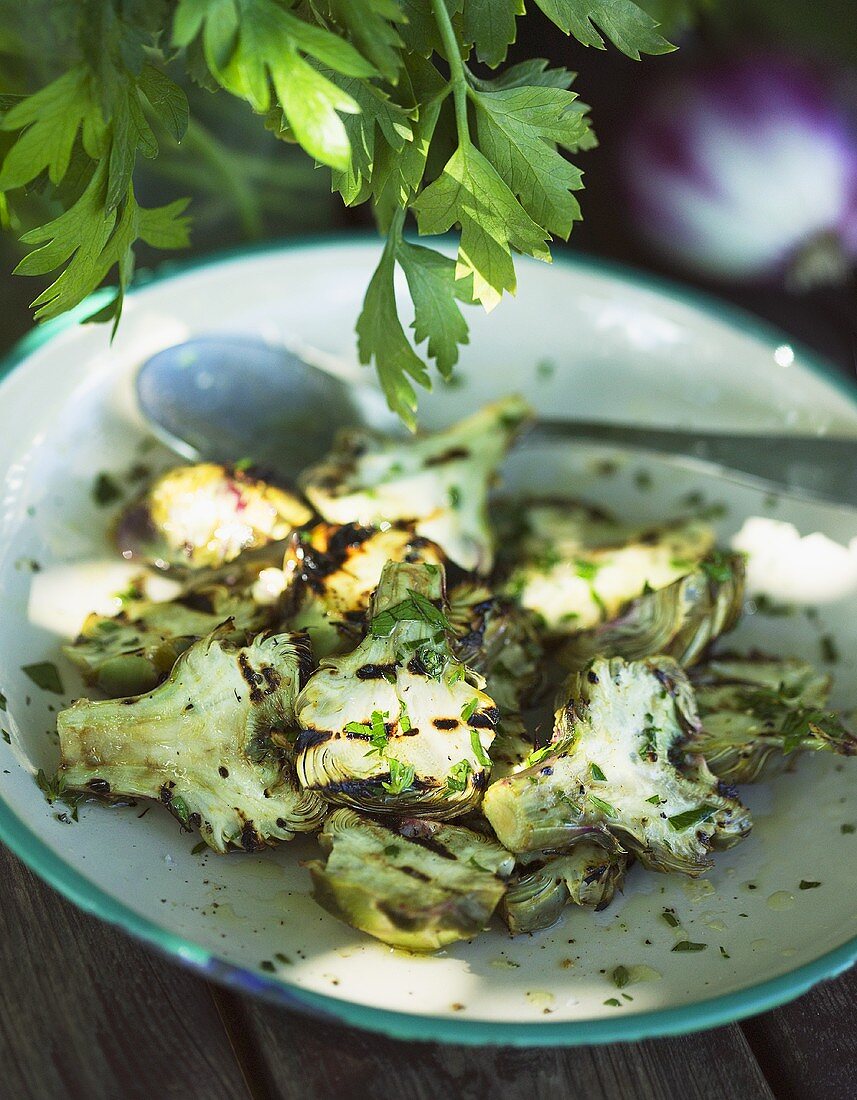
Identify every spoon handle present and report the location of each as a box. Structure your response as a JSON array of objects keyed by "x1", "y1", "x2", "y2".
[{"x1": 530, "y1": 420, "x2": 857, "y2": 509}]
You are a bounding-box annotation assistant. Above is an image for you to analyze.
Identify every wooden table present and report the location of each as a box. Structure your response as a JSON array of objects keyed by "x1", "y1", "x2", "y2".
[{"x1": 1, "y1": 837, "x2": 855, "y2": 1099}]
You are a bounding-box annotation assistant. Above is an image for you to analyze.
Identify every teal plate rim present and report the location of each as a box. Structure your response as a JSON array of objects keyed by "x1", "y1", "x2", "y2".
[{"x1": 0, "y1": 235, "x2": 855, "y2": 1047}]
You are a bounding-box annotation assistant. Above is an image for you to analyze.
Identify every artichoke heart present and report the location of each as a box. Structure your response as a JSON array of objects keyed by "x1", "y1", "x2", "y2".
[
  {"x1": 558, "y1": 551, "x2": 745, "y2": 670},
  {"x1": 690, "y1": 654, "x2": 857, "y2": 783},
  {"x1": 64, "y1": 553, "x2": 284, "y2": 697},
  {"x1": 58, "y1": 626, "x2": 326, "y2": 852},
  {"x1": 502, "y1": 501, "x2": 716, "y2": 636},
  {"x1": 298, "y1": 396, "x2": 532, "y2": 573},
  {"x1": 483, "y1": 656, "x2": 752, "y2": 874},
  {"x1": 283, "y1": 522, "x2": 446, "y2": 657},
  {"x1": 295, "y1": 561, "x2": 499, "y2": 819},
  {"x1": 116, "y1": 462, "x2": 311, "y2": 570},
  {"x1": 501, "y1": 844, "x2": 629, "y2": 935},
  {"x1": 306, "y1": 809, "x2": 514, "y2": 952}
]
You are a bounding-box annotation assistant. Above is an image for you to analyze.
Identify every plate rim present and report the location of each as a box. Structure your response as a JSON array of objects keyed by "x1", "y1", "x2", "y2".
[{"x1": 0, "y1": 235, "x2": 855, "y2": 1047}]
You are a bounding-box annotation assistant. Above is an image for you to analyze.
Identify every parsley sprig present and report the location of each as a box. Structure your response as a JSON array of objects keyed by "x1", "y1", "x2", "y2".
[{"x1": 0, "y1": 0, "x2": 679, "y2": 425}]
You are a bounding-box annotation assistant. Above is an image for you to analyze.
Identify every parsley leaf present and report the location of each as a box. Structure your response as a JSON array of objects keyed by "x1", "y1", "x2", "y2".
[
  {"x1": 470, "y1": 82, "x2": 591, "y2": 238},
  {"x1": 412, "y1": 143, "x2": 551, "y2": 311},
  {"x1": 534, "y1": 0, "x2": 676, "y2": 59}
]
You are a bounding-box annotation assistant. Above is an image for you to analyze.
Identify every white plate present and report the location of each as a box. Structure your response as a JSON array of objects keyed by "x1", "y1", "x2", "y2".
[{"x1": 0, "y1": 239, "x2": 855, "y2": 1046}]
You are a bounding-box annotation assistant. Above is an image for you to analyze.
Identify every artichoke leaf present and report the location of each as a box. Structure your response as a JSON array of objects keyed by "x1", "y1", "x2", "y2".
[{"x1": 501, "y1": 843, "x2": 629, "y2": 935}]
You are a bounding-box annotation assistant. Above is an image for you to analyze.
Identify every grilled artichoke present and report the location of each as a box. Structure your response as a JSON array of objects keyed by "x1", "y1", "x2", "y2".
[
  {"x1": 501, "y1": 501, "x2": 715, "y2": 635},
  {"x1": 306, "y1": 809, "x2": 514, "y2": 951},
  {"x1": 58, "y1": 626, "x2": 326, "y2": 851},
  {"x1": 283, "y1": 522, "x2": 446, "y2": 657},
  {"x1": 116, "y1": 462, "x2": 310, "y2": 570},
  {"x1": 483, "y1": 656, "x2": 752, "y2": 874},
  {"x1": 295, "y1": 561, "x2": 499, "y2": 818},
  {"x1": 298, "y1": 396, "x2": 532, "y2": 573},
  {"x1": 63, "y1": 553, "x2": 285, "y2": 697},
  {"x1": 501, "y1": 844, "x2": 629, "y2": 935},
  {"x1": 558, "y1": 552, "x2": 745, "y2": 670},
  {"x1": 690, "y1": 654, "x2": 857, "y2": 783}
]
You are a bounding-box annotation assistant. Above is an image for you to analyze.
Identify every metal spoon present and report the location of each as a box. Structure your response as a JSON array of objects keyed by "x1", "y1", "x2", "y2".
[{"x1": 136, "y1": 335, "x2": 857, "y2": 508}]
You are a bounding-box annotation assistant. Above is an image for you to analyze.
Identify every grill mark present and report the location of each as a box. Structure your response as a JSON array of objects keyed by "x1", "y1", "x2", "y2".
[
  {"x1": 240, "y1": 820, "x2": 263, "y2": 852},
  {"x1": 397, "y1": 865, "x2": 432, "y2": 883},
  {"x1": 356, "y1": 662, "x2": 399, "y2": 681},
  {"x1": 403, "y1": 834, "x2": 457, "y2": 861},
  {"x1": 296, "y1": 728, "x2": 334, "y2": 750},
  {"x1": 433, "y1": 718, "x2": 458, "y2": 730},
  {"x1": 470, "y1": 707, "x2": 499, "y2": 729},
  {"x1": 238, "y1": 652, "x2": 265, "y2": 704},
  {"x1": 424, "y1": 447, "x2": 469, "y2": 467}
]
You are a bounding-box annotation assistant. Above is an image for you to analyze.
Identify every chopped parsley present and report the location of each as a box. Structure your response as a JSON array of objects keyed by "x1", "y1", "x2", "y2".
[
  {"x1": 574, "y1": 559, "x2": 599, "y2": 582},
  {"x1": 447, "y1": 485, "x2": 462, "y2": 509},
  {"x1": 719, "y1": 946, "x2": 730, "y2": 959},
  {"x1": 611, "y1": 965, "x2": 630, "y2": 989},
  {"x1": 0, "y1": 691, "x2": 6, "y2": 711},
  {"x1": 170, "y1": 795, "x2": 191, "y2": 827},
  {"x1": 798, "y1": 880, "x2": 821, "y2": 890},
  {"x1": 397, "y1": 699, "x2": 411, "y2": 734},
  {"x1": 752, "y1": 594, "x2": 794, "y2": 617},
  {"x1": 700, "y1": 551, "x2": 735, "y2": 583},
  {"x1": 381, "y1": 758, "x2": 416, "y2": 795},
  {"x1": 589, "y1": 762, "x2": 606, "y2": 782},
  {"x1": 587, "y1": 793, "x2": 616, "y2": 818},
  {"x1": 469, "y1": 728, "x2": 492, "y2": 767},
  {"x1": 672, "y1": 940, "x2": 707, "y2": 952},
  {"x1": 820, "y1": 634, "x2": 839, "y2": 664},
  {"x1": 460, "y1": 697, "x2": 480, "y2": 723},
  {"x1": 634, "y1": 470, "x2": 653, "y2": 490},
  {"x1": 661, "y1": 908, "x2": 680, "y2": 928},
  {"x1": 841, "y1": 824, "x2": 855, "y2": 835},
  {"x1": 92, "y1": 472, "x2": 122, "y2": 506},
  {"x1": 444, "y1": 759, "x2": 472, "y2": 793},
  {"x1": 603, "y1": 998, "x2": 622, "y2": 1007},
  {"x1": 191, "y1": 841, "x2": 208, "y2": 855},
  {"x1": 668, "y1": 805, "x2": 717, "y2": 831},
  {"x1": 35, "y1": 769, "x2": 84, "y2": 820},
  {"x1": 22, "y1": 662, "x2": 64, "y2": 694},
  {"x1": 370, "y1": 590, "x2": 449, "y2": 638}
]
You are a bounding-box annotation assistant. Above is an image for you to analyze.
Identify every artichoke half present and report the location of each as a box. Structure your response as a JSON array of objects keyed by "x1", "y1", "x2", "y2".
[
  {"x1": 690, "y1": 654, "x2": 857, "y2": 783},
  {"x1": 116, "y1": 462, "x2": 311, "y2": 570},
  {"x1": 283, "y1": 522, "x2": 446, "y2": 658},
  {"x1": 295, "y1": 561, "x2": 499, "y2": 819},
  {"x1": 58, "y1": 626, "x2": 326, "y2": 852},
  {"x1": 501, "y1": 500, "x2": 716, "y2": 635},
  {"x1": 63, "y1": 551, "x2": 287, "y2": 697},
  {"x1": 298, "y1": 396, "x2": 532, "y2": 573},
  {"x1": 306, "y1": 809, "x2": 514, "y2": 952},
  {"x1": 501, "y1": 844, "x2": 629, "y2": 935},
  {"x1": 557, "y1": 552, "x2": 746, "y2": 670},
  {"x1": 483, "y1": 656, "x2": 752, "y2": 875}
]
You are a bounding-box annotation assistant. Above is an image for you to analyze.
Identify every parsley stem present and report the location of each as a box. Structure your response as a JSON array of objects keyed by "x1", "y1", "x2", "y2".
[{"x1": 431, "y1": 0, "x2": 469, "y2": 147}]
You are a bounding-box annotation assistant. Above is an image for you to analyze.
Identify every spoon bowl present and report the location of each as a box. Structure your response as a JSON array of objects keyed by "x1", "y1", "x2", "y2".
[{"x1": 136, "y1": 335, "x2": 370, "y2": 472}]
